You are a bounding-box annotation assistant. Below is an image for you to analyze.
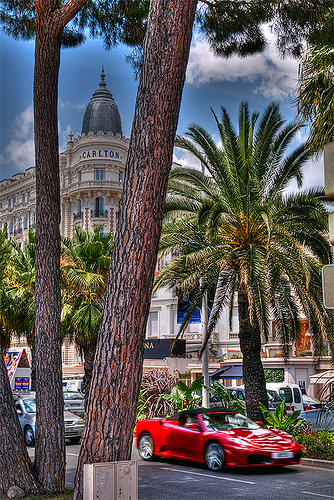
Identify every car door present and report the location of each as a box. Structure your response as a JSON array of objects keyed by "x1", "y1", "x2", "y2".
[{"x1": 166, "y1": 415, "x2": 203, "y2": 460}]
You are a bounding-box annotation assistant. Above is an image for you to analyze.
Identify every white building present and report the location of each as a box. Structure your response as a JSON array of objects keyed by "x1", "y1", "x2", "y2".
[{"x1": 2, "y1": 69, "x2": 329, "y2": 395}]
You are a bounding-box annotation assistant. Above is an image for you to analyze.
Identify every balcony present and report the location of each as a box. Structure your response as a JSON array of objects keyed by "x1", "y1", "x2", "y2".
[
  {"x1": 91, "y1": 210, "x2": 108, "y2": 219},
  {"x1": 14, "y1": 228, "x2": 23, "y2": 236}
]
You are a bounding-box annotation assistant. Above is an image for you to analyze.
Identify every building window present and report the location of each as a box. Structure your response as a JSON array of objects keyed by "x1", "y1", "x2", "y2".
[
  {"x1": 0, "y1": 202, "x2": 2, "y2": 210},
  {"x1": 8, "y1": 199, "x2": 11, "y2": 209},
  {"x1": 119, "y1": 171, "x2": 124, "y2": 183},
  {"x1": 78, "y1": 171, "x2": 82, "y2": 182},
  {"x1": 24, "y1": 216, "x2": 29, "y2": 230},
  {"x1": 32, "y1": 212, "x2": 36, "y2": 227},
  {"x1": 17, "y1": 218, "x2": 22, "y2": 231},
  {"x1": 77, "y1": 199, "x2": 82, "y2": 213},
  {"x1": 93, "y1": 197, "x2": 105, "y2": 217},
  {"x1": 22, "y1": 193, "x2": 26, "y2": 203},
  {"x1": 9, "y1": 222, "x2": 14, "y2": 234},
  {"x1": 13, "y1": 197, "x2": 16, "y2": 207},
  {"x1": 27, "y1": 191, "x2": 30, "y2": 201},
  {"x1": 95, "y1": 168, "x2": 105, "y2": 181},
  {"x1": 148, "y1": 312, "x2": 159, "y2": 337}
]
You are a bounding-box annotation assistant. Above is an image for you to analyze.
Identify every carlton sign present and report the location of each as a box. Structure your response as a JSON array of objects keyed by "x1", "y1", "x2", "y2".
[
  {"x1": 80, "y1": 149, "x2": 121, "y2": 160},
  {"x1": 144, "y1": 339, "x2": 186, "y2": 360}
]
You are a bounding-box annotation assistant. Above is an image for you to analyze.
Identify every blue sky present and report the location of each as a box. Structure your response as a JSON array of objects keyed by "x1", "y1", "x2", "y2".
[{"x1": 0, "y1": 28, "x2": 323, "y2": 190}]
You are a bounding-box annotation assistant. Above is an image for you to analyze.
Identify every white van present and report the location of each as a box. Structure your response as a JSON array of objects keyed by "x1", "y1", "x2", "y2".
[{"x1": 266, "y1": 383, "x2": 303, "y2": 413}]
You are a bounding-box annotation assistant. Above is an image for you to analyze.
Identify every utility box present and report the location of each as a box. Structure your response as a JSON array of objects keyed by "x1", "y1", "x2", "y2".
[{"x1": 83, "y1": 461, "x2": 138, "y2": 500}]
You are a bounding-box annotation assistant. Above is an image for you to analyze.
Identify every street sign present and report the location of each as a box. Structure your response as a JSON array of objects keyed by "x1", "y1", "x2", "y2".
[{"x1": 322, "y1": 264, "x2": 334, "y2": 309}]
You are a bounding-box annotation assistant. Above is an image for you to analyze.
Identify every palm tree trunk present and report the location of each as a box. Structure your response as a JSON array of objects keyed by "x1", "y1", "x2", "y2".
[
  {"x1": 0, "y1": 347, "x2": 43, "y2": 497},
  {"x1": 73, "y1": 1, "x2": 197, "y2": 498},
  {"x1": 238, "y1": 286, "x2": 268, "y2": 421}
]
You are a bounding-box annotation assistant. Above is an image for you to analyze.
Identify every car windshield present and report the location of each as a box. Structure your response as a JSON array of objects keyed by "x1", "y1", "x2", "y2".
[
  {"x1": 22, "y1": 399, "x2": 36, "y2": 413},
  {"x1": 63, "y1": 392, "x2": 83, "y2": 400},
  {"x1": 201, "y1": 412, "x2": 260, "y2": 431},
  {"x1": 267, "y1": 390, "x2": 281, "y2": 402}
]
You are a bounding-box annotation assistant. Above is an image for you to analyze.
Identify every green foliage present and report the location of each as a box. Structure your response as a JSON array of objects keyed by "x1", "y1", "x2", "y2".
[
  {"x1": 203, "y1": 382, "x2": 246, "y2": 413},
  {"x1": 294, "y1": 427, "x2": 334, "y2": 461},
  {"x1": 160, "y1": 377, "x2": 204, "y2": 412},
  {"x1": 295, "y1": 44, "x2": 334, "y2": 153},
  {"x1": 139, "y1": 369, "x2": 177, "y2": 418},
  {"x1": 259, "y1": 401, "x2": 301, "y2": 432},
  {"x1": 264, "y1": 369, "x2": 284, "y2": 383}
]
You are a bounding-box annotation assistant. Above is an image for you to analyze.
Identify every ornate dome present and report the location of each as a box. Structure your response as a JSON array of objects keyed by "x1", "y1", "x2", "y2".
[{"x1": 81, "y1": 67, "x2": 122, "y2": 136}]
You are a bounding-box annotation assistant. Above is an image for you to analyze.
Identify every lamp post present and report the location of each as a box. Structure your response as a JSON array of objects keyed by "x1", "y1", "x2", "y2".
[{"x1": 202, "y1": 291, "x2": 209, "y2": 408}]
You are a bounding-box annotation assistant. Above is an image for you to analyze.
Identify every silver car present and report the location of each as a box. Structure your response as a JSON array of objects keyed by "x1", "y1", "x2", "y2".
[
  {"x1": 299, "y1": 407, "x2": 334, "y2": 432},
  {"x1": 14, "y1": 392, "x2": 85, "y2": 446},
  {"x1": 63, "y1": 390, "x2": 85, "y2": 417}
]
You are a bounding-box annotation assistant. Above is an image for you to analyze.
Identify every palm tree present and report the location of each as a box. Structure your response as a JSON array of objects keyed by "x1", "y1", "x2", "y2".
[
  {"x1": 0, "y1": 226, "x2": 13, "y2": 351},
  {"x1": 295, "y1": 44, "x2": 334, "y2": 153},
  {"x1": 154, "y1": 101, "x2": 334, "y2": 420},
  {"x1": 61, "y1": 226, "x2": 113, "y2": 405},
  {"x1": 6, "y1": 230, "x2": 37, "y2": 387}
]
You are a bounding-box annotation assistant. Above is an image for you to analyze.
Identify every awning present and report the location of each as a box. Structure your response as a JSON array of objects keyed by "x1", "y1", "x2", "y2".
[
  {"x1": 210, "y1": 365, "x2": 243, "y2": 380},
  {"x1": 309, "y1": 370, "x2": 334, "y2": 384}
]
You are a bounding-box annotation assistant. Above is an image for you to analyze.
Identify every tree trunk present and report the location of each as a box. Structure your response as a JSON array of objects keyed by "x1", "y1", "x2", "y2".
[
  {"x1": 81, "y1": 341, "x2": 96, "y2": 411},
  {"x1": 34, "y1": 13, "x2": 65, "y2": 492},
  {"x1": 33, "y1": 0, "x2": 88, "y2": 492},
  {"x1": 0, "y1": 347, "x2": 43, "y2": 498},
  {"x1": 73, "y1": 1, "x2": 197, "y2": 498},
  {"x1": 238, "y1": 286, "x2": 268, "y2": 421}
]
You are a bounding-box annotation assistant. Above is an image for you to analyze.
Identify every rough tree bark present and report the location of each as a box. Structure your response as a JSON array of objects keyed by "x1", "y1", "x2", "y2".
[
  {"x1": 238, "y1": 286, "x2": 268, "y2": 421},
  {"x1": 34, "y1": 0, "x2": 88, "y2": 492},
  {"x1": 73, "y1": 1, "x2": 197, "y2": 498},
  {"x1": 0, "y1": 347, "x2": 42, "y2": 497}
]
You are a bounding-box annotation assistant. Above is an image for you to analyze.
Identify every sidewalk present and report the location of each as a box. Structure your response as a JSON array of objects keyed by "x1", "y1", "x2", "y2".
[{"x1": 300, "y1": 457, "x2": 334, "y2": 470}]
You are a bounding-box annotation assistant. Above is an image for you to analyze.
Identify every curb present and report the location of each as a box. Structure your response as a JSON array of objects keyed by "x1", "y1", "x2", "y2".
[{"x1": 300, "y1": 458, "x2": 334, "y2": 470}]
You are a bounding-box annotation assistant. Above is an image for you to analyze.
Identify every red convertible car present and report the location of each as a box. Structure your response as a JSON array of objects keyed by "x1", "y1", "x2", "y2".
[{"x1": 135, "y1": 408, "x2": 302, "y2": 471}]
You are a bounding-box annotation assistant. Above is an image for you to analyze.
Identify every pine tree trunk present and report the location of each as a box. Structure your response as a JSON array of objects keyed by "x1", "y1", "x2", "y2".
[
  {"x1": 0, "y1": 347, "x2": 43, "y2": 497},
  {"x1": 82, "y1": 341, "x2": 96, "y2": 411},
  {"x1": 73, "y1": 1, "x2": 197, "y2": 498},
  {"x1": 34, "y1": 9, "x2": 65, "y2": 493},
  {"x1": 238, "y1": 286, "x2": 268, "y2": 421}
]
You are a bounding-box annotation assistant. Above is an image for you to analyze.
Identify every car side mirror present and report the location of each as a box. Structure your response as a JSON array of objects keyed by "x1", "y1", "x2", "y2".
[{"x1": 185, "y1": 423, "x2": 201, "y2": 431}]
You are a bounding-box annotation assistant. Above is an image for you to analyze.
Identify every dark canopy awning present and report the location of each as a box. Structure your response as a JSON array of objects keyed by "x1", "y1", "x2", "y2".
[{"x1": 210, "y1": 365, "x2": 243, "y2": 380}]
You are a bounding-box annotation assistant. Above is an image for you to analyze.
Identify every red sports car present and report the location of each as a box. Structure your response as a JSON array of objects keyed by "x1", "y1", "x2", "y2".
[{"x1": 135, "y1": 408, "x2": 302, "y2": 471}]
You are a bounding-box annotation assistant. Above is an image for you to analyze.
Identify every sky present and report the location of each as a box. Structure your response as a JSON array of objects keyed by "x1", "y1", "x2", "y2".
[{"x1": 0, "y1": 26, "x2": 324, "y2": 191}]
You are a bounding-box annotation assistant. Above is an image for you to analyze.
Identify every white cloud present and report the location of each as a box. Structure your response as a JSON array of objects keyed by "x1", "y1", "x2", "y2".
[
  {"x1": 4, "y1": 106, "x2": 35, "y2": 169},
  {"x1": 288, "y1": 155, "x2": 324, "y2": 192},
  {"x1": 186, "y1": 34, "x2": 298, "y2": 100}
]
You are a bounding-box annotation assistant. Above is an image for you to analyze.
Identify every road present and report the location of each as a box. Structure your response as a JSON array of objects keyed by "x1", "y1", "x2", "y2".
[{"x1": 28, "y1": 444, "x2": 334, "y2": 500}]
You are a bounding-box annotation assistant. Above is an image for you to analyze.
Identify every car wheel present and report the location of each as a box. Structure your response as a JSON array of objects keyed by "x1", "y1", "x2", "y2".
[
  {"x1": 205, "y1": 442, "x2": 224, "y2": 471},
  {"x1": 24, "y1": 425, "x2": 35, "y2": 447},
  {"x1": 69, "y1": 437, "x2": 81, "y2": 445},
  {"x1": 138, "y1": 432, "x2": 154, "y2": 461}
]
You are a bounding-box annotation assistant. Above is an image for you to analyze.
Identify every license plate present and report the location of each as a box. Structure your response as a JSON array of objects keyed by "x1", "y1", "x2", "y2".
[{"x1": 272, "y1": 452, "x2": 294, "y2": 459}]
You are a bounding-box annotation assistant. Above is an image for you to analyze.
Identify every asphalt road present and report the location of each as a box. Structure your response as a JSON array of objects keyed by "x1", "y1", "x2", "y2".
[{"x1": 28, "y1": 444, "x2": 334, "y2": 500}]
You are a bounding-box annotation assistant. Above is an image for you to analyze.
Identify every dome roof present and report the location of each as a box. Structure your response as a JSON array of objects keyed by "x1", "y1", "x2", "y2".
[{"x1": 81, "y1": 67, "x2": 122, "y2": 136}]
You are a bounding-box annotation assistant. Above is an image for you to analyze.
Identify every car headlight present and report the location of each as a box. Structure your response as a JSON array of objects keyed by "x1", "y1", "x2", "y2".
[
  {"x1": 76, "y1": 418, "x2": 85, "y2": 425},
  {"x1": 229, "y1": 437, "x2": 250, "y2": 446}
]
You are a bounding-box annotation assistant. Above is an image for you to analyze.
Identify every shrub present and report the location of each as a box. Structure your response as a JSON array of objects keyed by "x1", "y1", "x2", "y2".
[
  {"x1": 294, "y1": 427, "x2": 334, "y2": 461},
  {"x1": 139, "y1": 369, "x2": 177, "y2": 418}
]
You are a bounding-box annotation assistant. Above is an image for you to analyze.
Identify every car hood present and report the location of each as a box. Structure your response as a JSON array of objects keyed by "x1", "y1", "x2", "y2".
[{"x1": 223, "y1": 428, "x2": 295, "y2": 448}]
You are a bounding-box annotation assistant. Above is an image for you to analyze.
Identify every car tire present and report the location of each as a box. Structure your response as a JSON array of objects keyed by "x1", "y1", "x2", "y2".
[
  {"x1": 138, "y1": 432, "x2": 154, "y2": 461},
  {"x1": 24, "y1": 425, "x2": 35, "y2": 447},
  {"x1": 69, "y1": 437, "x2": 81, "y2": 445},
  {"x1": 205, "y1": 442, "x2": 224, "y2": 471}
]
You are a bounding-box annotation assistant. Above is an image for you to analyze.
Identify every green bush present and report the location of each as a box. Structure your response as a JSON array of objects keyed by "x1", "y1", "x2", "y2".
[{"x1": 294, "y1": 427, "x2": 334, "y2": 461}]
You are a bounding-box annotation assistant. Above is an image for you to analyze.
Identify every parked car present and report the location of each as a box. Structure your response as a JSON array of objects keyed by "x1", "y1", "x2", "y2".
[
  {"x1": 302, "y1": 395, "x2": 323, "y2": 411},
  {"x1": 63, "y1": 390, "x2": 85, "y2": 417},
  {"x1": 266, "y1": 383, "x2": 303, "y2": 413},
  {"x1": 299, "y1": 407, "x2": 334, "y2": 431},
  {"x1": 135, "y1": 408, "x2": 302, "y2": 470},
  {"x1": 226, "y1": 387, "x2": 285, "y2": 413},
  {"x1": 13, "y1": 392, "x2": 85, "y2": 446}
]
